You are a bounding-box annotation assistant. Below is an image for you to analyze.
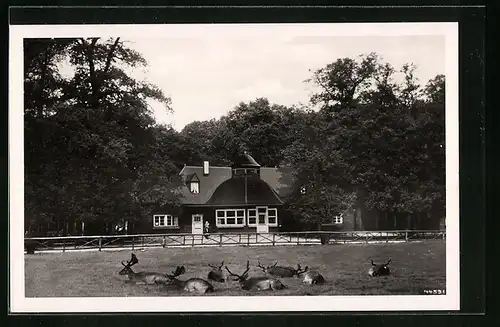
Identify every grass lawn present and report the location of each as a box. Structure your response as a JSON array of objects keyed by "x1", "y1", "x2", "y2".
[{"x1": 25, "y1": 241, "x2": 445, "y2": 297}]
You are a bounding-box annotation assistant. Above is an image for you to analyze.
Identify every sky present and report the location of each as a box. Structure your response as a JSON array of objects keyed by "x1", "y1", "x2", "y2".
[
  {"x1": 125, "y1": 33, "x2": 445, "y2": 131},
  {"x1": 52, "y1": 25, "x2": 446, "y2": 131}
]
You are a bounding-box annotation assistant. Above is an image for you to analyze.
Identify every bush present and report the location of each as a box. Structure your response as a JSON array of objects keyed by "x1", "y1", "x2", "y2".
[{"x1": 25, "y1": 240, "x2": 38, "y2": 254}]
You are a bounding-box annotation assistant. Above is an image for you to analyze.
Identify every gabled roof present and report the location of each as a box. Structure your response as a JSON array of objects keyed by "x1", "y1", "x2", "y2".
[{"x1": 177, "y1": 166, "x2": 295, "y2": 205}]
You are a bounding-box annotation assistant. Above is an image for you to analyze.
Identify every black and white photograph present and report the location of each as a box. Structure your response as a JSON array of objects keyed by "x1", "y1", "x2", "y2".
[{"x1": 9, "y1": 22, "x2": 459, "y2": 312}]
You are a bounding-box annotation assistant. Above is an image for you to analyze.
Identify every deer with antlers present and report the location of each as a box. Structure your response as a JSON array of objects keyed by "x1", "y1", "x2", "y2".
[
  {"x1": 368, "y1": 259, "x2": 392, "y2": 277},
  {"x1": 256, "y1": 261, "x2": 308, "y2": 278},
  {"x1": 166, "y1": 265, "x2": 215, "y2": 294},
  {"x1": 118, "y1": 253, "x2": 170, "y2": 285},
  {"x1": 207, "y1": 261, "x2": 226, "y2": 283},
  {"x1": 225, "y1": 261, "x2": 287, "y2": 291}
]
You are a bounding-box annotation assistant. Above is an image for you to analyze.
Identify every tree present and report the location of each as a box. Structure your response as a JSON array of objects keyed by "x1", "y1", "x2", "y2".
[
  {"x1": 24, "y1": 37, "x2": 182, "y2": 235},
  {"x1": 306, "y1": 52, "x2": 379, "y2": 113},
  {"x1": 285, "y1": 53, "x2": 446, "y2": 230},
  {"x1": 208, "y1": 98, "x2": 297, "y2": 167}
]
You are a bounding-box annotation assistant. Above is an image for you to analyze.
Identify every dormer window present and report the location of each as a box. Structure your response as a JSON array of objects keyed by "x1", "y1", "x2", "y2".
[
  {"x1": 190, "y1": 181, "x2": 200, "y2": 194},
  {"x1": 186, "y1": 173, "x2": 200, "y2": 194}
]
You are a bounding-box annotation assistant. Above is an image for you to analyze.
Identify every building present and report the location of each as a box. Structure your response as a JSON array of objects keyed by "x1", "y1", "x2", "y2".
[
  {"x1": 27, "y1": 151, "x2": 443, "y2": 237},
  {"x1": 148, "y1": 152, "x2": 296, "y2": 234}
]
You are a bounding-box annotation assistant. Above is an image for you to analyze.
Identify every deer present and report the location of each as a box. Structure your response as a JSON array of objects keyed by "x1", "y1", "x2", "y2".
[
  {"x1": 256, "y1": 261, "x2": 306, "y2": 278},
  {"x1": 207, "y1": 261, "x2": 226, "y2": 283},
  {"x1": 368, "y1": 259, "x2": 392, "y2": 277},
  {"x1": 166, "y1": 265, "x2": 215, "y2": 294},
  {"x1": 118, "y1": 253, "x2": 169, "y2": 285},
  {"x1": 225, "y1": 261, "x2": 287, "y2": 291},
  {"x1": 297, "y1": 267, "x2": 326, "y2": 285}
]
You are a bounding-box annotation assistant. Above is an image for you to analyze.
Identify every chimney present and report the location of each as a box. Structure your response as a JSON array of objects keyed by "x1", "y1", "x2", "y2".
[{"x1": 203, "y1": 161, "x2": 209, "y2": 176}]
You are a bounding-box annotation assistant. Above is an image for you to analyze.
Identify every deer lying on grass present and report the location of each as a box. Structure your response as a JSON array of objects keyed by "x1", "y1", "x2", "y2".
[
  {"x1": 368, "y1": 259, "x2": 392, "y2": 277},
  {"x1": 298, "y1": 268, "x2": 326, "y2": 285},
  {"x1": 225, "y1": 261, "x2": 287, "y2": 291},
  {"x1": 119, "y1": 253, "x2": 169, "y2": 285},
  {"x1": 257, "y1": 261, "x2": 307, "y2": 278},
  {"x1": 207, "y1": 261, "x2": 226, "y2": 283},
  {"x1": 166, "y1": 266, "x2": 215, "y2": 294}
]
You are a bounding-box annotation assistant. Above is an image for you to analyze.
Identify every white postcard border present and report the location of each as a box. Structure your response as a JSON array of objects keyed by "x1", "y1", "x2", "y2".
[{"x1": 9, "y1": 22, "x2": 460, "y2": 313}]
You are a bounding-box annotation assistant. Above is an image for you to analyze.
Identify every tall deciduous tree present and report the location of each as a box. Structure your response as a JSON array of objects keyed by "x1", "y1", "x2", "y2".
[{"x1": 24, "y1": 37, "x2": 181, "y2": 235}]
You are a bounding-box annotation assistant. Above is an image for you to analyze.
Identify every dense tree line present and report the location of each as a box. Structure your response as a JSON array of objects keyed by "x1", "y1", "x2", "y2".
[{"x1": 24, "y1": 39, "x2": 445, "y2": 235}]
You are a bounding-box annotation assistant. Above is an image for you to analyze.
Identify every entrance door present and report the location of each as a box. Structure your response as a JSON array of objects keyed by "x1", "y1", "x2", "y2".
[
  {"x1": 192, "y1": 214, "x2": 203, "y2": 234},
  {"x1": 256, "y1": 206, "x2": 269, "y2": 233}
]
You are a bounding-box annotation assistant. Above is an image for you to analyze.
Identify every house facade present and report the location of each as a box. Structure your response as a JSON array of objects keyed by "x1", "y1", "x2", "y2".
[{"x1": 150, "y1": 153, "x2": 296, "y2": 235}]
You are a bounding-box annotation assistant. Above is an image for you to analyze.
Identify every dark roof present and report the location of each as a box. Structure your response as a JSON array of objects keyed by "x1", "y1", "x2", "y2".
[
  {"x1": 205, "y1": 176, "x2": 283, "y2": 206},
  {"x1": 177, "y1": 166, "x2": 294, "y2": 205},
  {"x1": 231, "y1": 152, "x2": 261, "y2": 169}
]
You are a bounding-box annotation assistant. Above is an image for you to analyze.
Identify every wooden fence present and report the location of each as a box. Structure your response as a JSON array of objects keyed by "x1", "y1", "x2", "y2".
[{"x1": 24, "y1": 230, "x2": 446, "y2": 253}]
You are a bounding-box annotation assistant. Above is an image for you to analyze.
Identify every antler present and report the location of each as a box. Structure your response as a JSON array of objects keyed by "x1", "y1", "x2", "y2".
[
  {"x1": 370, "y1": 259, "x2": 377, "y2": 266},
  {"x1": 242, "y1": 260, "x2": 250, "y2": 276},
  {"x1": 130, "y1": 253, "x2": 138, "y2": 265},
  {"x1": 385, "y1": 259, "x2": 392, "y2": 265},
  {"x1": 257, "y1": 261, "x2": 266, "y2": 271},
  {"x1": 225, "y1": 265, "x2": 240, "y2": 278},
  {"x1": 296, "y1": 264, "x2": 309, "y2": 276},
  {"x1": 272, "y1": 261, "x2": 278, "y2": 267},
  {"x1": 122, "y1": 253, "x2": 139, "y2": 268},
  {"x1": 219, "y1": 261, "x2": 224, "y2": 269}
]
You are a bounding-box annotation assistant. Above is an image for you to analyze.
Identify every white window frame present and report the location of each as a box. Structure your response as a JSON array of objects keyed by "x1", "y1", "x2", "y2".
[
  {"x1": 215, "y1": 209, "x2": 246, "y2": 228},
  {"x1": 267, "y1": 208, "x2": 278, "y2": 227},
  {"x1": 153, "y1": 214, "x2": 179, "y2": 228},
  {"x1": 190, "y1": 181, "x2": 200, "y2": 194},
  {"x1": 247, "y1": 209, "x2": 257, "y2": 227}
]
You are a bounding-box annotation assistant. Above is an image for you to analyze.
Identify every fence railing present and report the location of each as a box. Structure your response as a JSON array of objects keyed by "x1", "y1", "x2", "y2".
[{"x1": 24, "y1": 230, "x2": 445, "y2": 253}]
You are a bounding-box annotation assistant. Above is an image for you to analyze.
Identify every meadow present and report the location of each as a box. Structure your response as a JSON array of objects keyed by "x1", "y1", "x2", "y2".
[{"x1": 25, "y1": 241, "x2": 445, "y2": 297}]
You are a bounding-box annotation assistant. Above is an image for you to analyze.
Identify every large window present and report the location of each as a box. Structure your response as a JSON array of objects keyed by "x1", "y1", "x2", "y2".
[
  {"x1": 247, "y1": 209, "x2": 257, "y2": 226},
  {"x1": 153, "y1": 215, "x2": 178, "y2": 228},
  {"x1": 267, "y1": 208, "x2": 278, "y2": 226},
  {"x1": 216, "y1": 209, "x2": 246, "y2": 227}
]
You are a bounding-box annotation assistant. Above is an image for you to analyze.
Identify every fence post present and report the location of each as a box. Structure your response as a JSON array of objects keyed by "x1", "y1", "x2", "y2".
[
  {"x1": 247, "y1": 234, "x2": 250, "y2": 246},
  {"x1": 219, "y1": 234, "x2": 223, "y2": 247},
  {"x1": 192, "y1": 235, "x2": 195, "y2": 247},
  {"x1": 62, "y1": 239, "x2": 66, "y2": 252},
  {"x1": 297, "y1": 234, "x2": 300, "y2": 245},
  {"x1": 162, "y1": 236, "x2": 166, "y2": 248},
  {"x1": 272, "y1": 234, "x2": 276, "y2": 246},
  {"x1": 405, "y1": 231, "x2": 408, "y2": 242},
  {"x1": 132, "y1": 237, "x2": 134, "y2": 251},
  {"x1": 98, "y1": 237, "x2": 102, "y2": 251}
]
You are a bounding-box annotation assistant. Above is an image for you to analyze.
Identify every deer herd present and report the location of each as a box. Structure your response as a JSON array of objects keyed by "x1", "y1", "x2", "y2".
[{"x1": 119, "y1": 253, "x2": 392, "y2": 295}]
